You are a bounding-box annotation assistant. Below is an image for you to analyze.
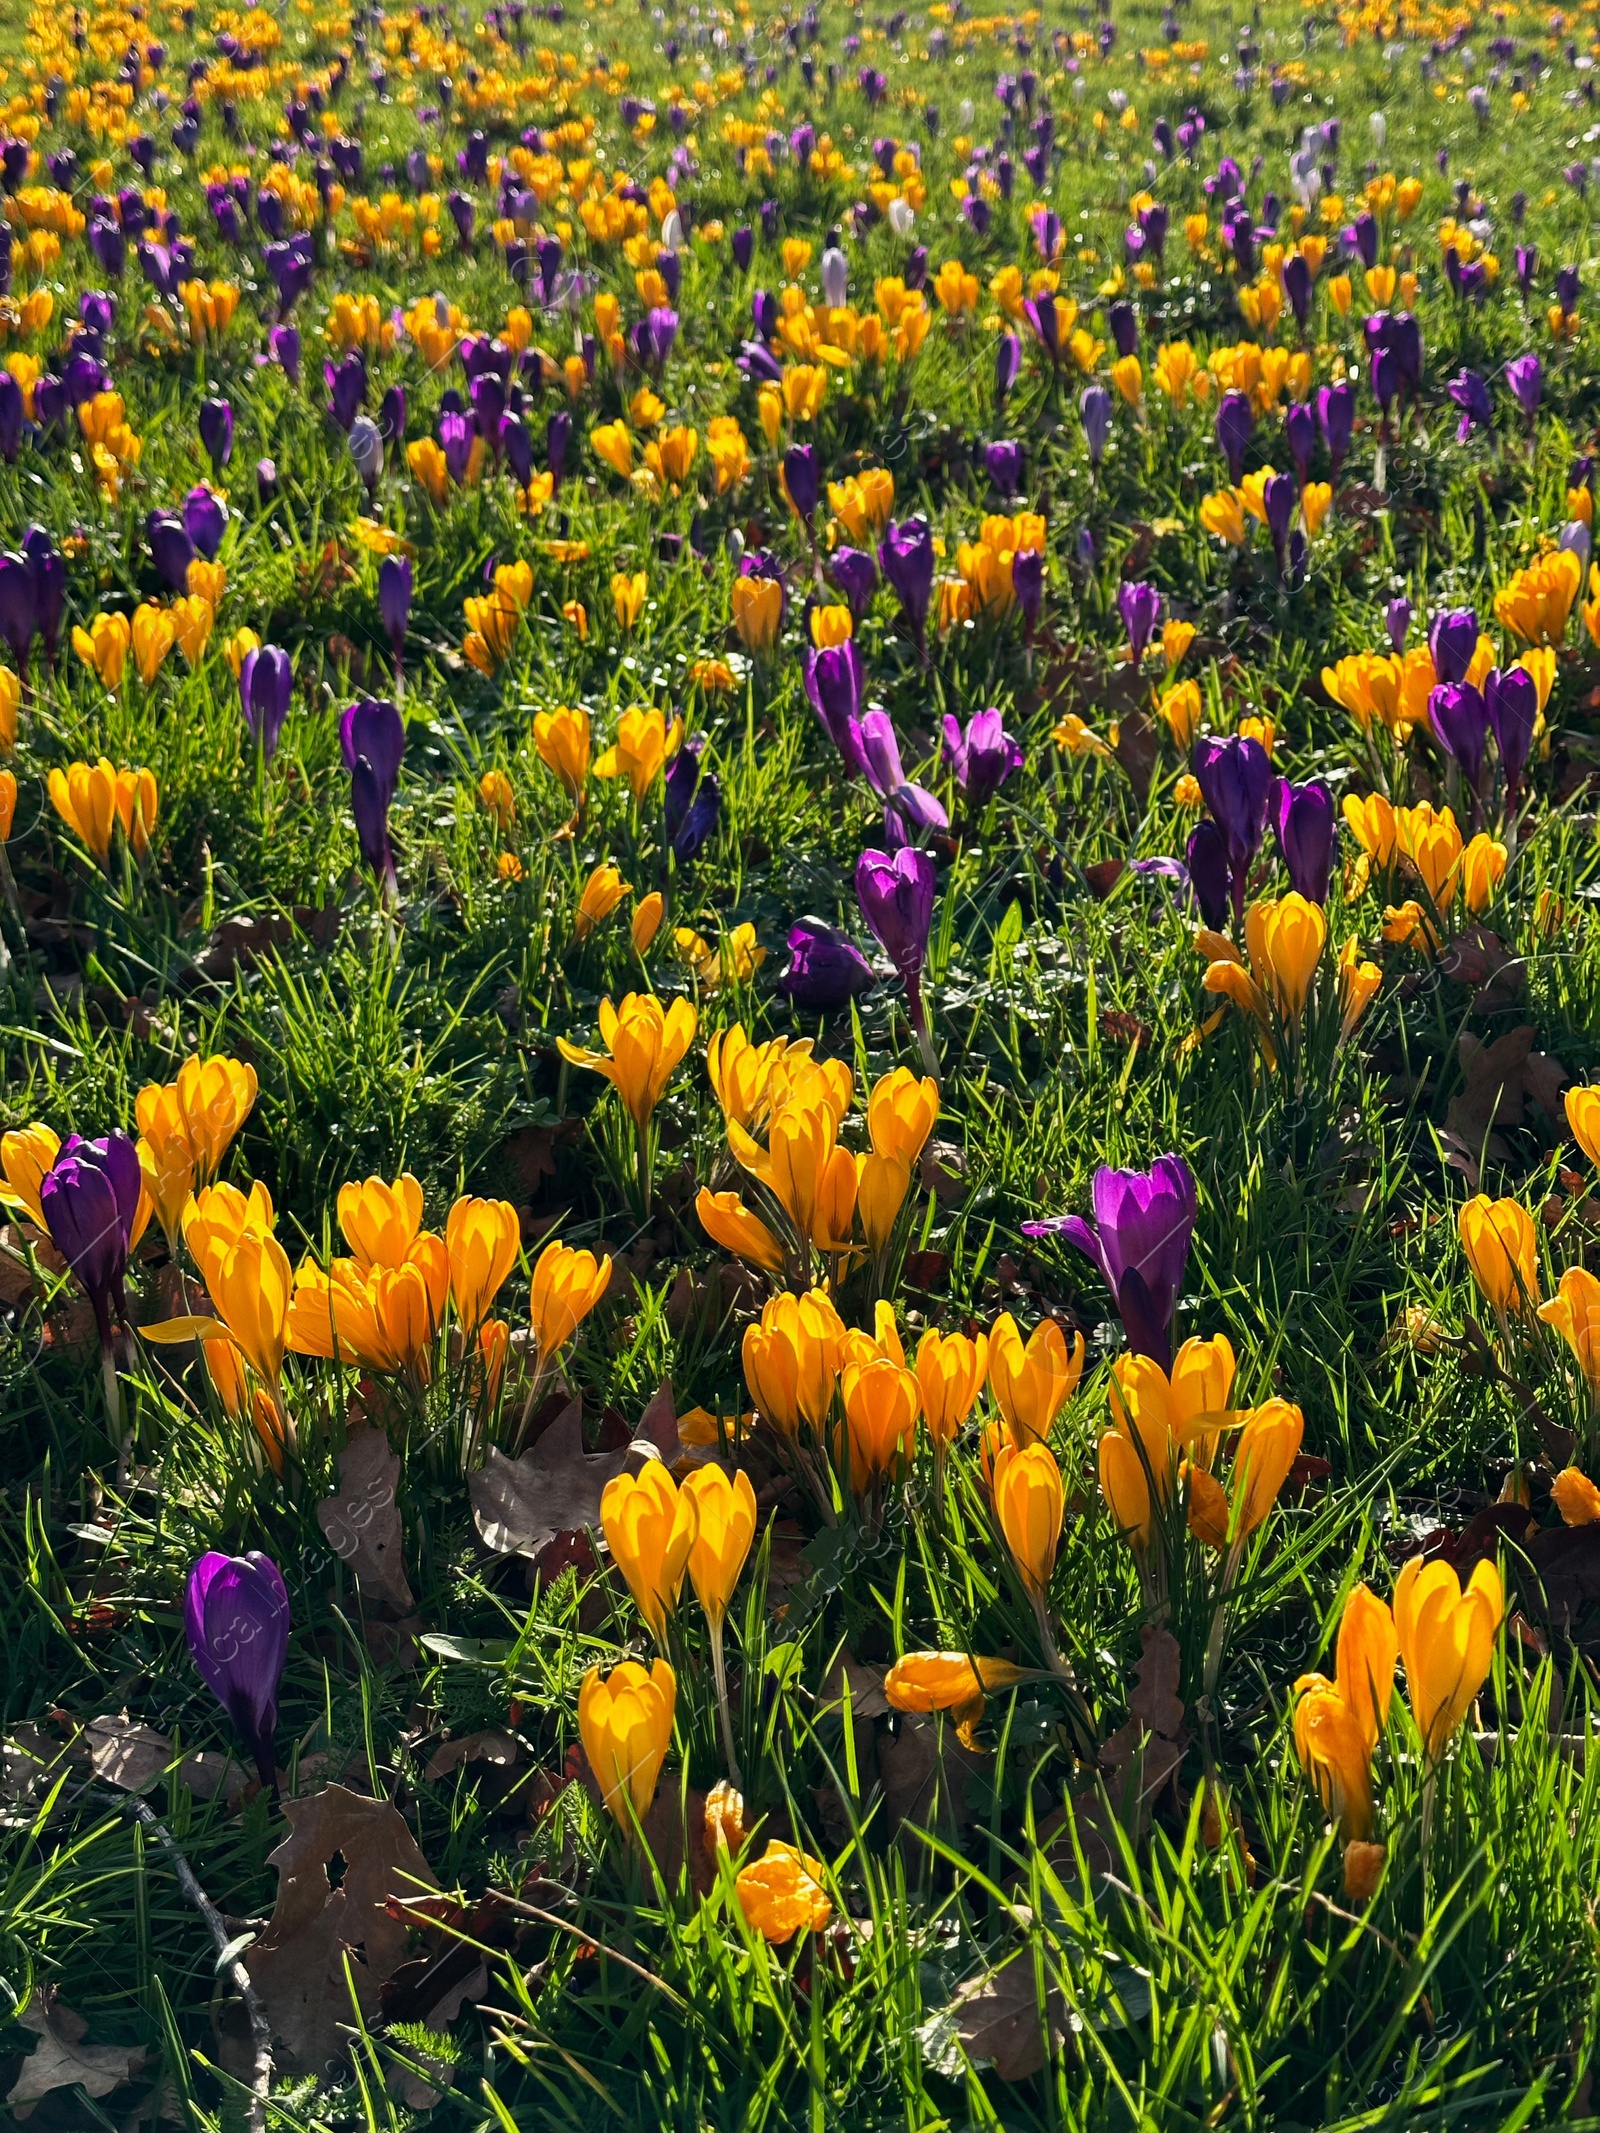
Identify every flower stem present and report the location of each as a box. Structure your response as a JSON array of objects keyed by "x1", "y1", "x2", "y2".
[{"x1": 710, "y1": 1617, "x2": 742, "y2": 1788}]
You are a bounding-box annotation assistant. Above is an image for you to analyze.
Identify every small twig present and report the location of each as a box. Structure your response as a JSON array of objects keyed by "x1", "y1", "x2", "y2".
[
  {"x1": 92, "y1": 1788, "x2": 273, "y2": 2132},
  {"x1": 485, "y1": 1887, "x2": 688, "y2": 2008}
]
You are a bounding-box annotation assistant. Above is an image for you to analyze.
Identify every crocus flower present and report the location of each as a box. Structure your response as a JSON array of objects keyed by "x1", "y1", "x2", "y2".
[
  {"x1": 1186, "y1": 819, "x2": 1230, "y2": 928},
  {"x1": 1505, "y1": 353, "x2": 1542, "y2": 418},
  {"x1": 1193, "y1": 734, "x2": 1274, "y2": 922},
  {"x1": 39, "y1": 1132, "x2": 142, "y2": 1355},
  {"x1": 198, "y1": 396, "x2": 234, "y2": 472},
  {"x1": 943, "y1": 708, "x2": 1023, "y2": 808},
  {"x1": 147, "y1": 512, "x2": 197, "y2": 595},
  {"x1": 829, "y1": 546, "x2": 878, "y2": 618},
  {"x1": 340, "y1": 696, "x2": 405, "y2": 899},
  {"x1": 239, "y1": 644, "x2": 293, "y2": 764},
  {"x1": 665, "y1": 734, "x2": 721, "y2": 863},
  {"x1": 1429, "y1": 681, "x2": 1489, "y2": 787},
  {"x1": 995, "y1": 330, "x2": 1022, "y2": 403},
  {"x1": 1119, "y1": 581, "x2": 1161, "y2": 666},
  {"x1": 860, "y1": 711, "x2": 948, "y2": 842},
  {"x1": 1447, "y1": 368, "x2": 1493, "y2": 442},
  {"x1": 1273, "y1": 777, "x2": 1335, "y2": 903},
  {"x1": 1428, "y1": 607, "x2": 1479, "y2": 687},
  {"x1": 985, "y1": 440, "x2": 1024, "y2": 496},
  {"x1": 878, "y1": 519, "x2": 935, "y2": 651},
  {"x1": 1012, "y1": 547, "x2": 1045, "y2": 634},
  {"x1": 1385, "y1": 597, "x2": 1411, "y2": 652},
  {"x1": 1484, "y1": 664, "x2": 1538, "y2": 801},
  {"x1": 778, "y1": 919, "x2": 875, "y2": 1012},
  {"x1": 378, "y1": 554, "x2": 412, "y2": 662},
  {"x1": 856, "y1": 845, "x2": 937, "y2": 1042},
  {"x1": 0, "y1": 552, "x2": 35, "y2": 669},
  {"x1": 183, "y1": 484, "x2": 227, "y2": 559},
  {"x1": 1029, "y1": 1155, "x2": 1197, "y2": 1368},
  {"x1": 1216, "y1": 390, "x2": 1253, "y2": 483},
  {"x1": 782, "y1": 442, "x2": 819, "y2": 521},
  {"x1": 325, "y1": 351, "x2": 366, "y2": 431},
  {"x1": 1317, "y1": 381, "x2": 1355, "y2": 481},
  {"x1": 1080, "y1": 384, "x2": 1112, "y2": 468},
  {"x1": 803, "y1": 640, "x2": 868, "y2": 776},
  {"x1": 185, "y1": 1552, "x2": 290, "y2": 1787}
]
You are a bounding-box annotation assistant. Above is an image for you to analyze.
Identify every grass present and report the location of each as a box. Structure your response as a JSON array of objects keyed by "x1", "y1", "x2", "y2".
[{"x1": 3, "y1": 0, "x2": 1600, "y2": 2123}]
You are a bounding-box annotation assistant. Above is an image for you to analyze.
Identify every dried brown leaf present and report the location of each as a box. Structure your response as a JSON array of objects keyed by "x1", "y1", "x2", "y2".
[
  {"x1": 469, "y1": 1399, "x2": 640, "y2": 1558},
  {"x1": 83, "y1": 1712, "x2": 173, "y2": 1795},
  {"x1": 317, "y1": 1430, "x2": 415, "y2": 1615},
  {"x1": 245, "y1": 1783, "x2": 440, "y2": 2076},
  {"x1": 7, "y1": 1988, "x2": 145, "y2": 2117},
  {"x1": 423, "y1": 1730, "x2": 524, "y2": 1782},
  {"x1": 942, "y1": 1952, "x2": 1069, "y2": 2081}
]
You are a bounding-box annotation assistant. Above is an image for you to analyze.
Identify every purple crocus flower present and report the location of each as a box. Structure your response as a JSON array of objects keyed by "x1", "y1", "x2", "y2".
[
  {"x1": 1506, "y1": 353, "x2": 1542, "y2": 418},
  {"x1": 778, "y1": 919, "x2": 875, "y2": 1012},
  {"x1": 39, "y1": 1131, "x2": 142, "y2": 1353},
  {"x1": 1080, "y1": 384, "x2": 1113, "y2": 469},
  {"x1": 239, "y1": 644, "x2": 293, "y2": 764},
  {"x1": 0, "y1": 373, "x2": 22, "y2": 463},
  {"x1": 1484, "y1": 664, "x2": 1538, "y2": 802},
  {"x1": 664, "y1": 734, "x2": 722, "y2": 864},
  {"x1": 185, "y1": 1552, "x2": 290, "y2": 1788},
  {"x1": 1428, "y1": 681, "x2": 1489, "y2": 787},
  {"x1": 268, "y1": 322, "x2": 301, "y2": 380},
  {"x1": 340, "y1": 697, "x2": 405, "y2": 899},
  {"x1": 1263, "y1": 470, "x2": 1297, "y2": 569},
  {"x1": 1317, "y1": 381, "x2": 1355, "y2": 482},
  {"x1": 995, "y1": 330, "x2": 1022, "y2": 403},
  {"x1": 147, "y1": 511, "x2": 197, "y2": 595},
  {"x1": 1272, "y1": 777, "x2": 1335, "y2": 902},
  {"x1": 1216, "y1": 390, "x2": 1253, "y2": 483},
  {"x1": 985, "y1": 440, "x2": 1024, "y2": 496},
  {"x1": 183, "y1": 484, "x2": 227, "y2": 560},
  {"x1": 1429, "y1": 607, "x2": 1479, "y2": 687},
  {"x1": 547, "y1": 409, "x2": 572, "y2": 490},
  {"x1": 22, "y1": 527, "x2": 63, "y2": 671},
  {"x1": 0, "y1": 551, "x2": 36, "y2": 668},
  {"x1": 829, "y1": 546, "x2": 878, "y2": 618},
  {"x1": 1022, "y1": 292, "x2": 1061, "y2": 363},
  {"x1": 803, "y1": 641, "x2": 869, "y2": 776},
  {"x1": 860, "y1": 711, "x2": 948, "y2": 842},
  {"x1": 1447, "y1": 368, "x2": 1493, "y2": 443},
  {"x1": 1028, "y1": 1155, "x2": 1197, "y2": 1368},
  {"x1": 1119, "y1": 580, "x2": 1161, "y2": 666},
  {"x1": 378, "y1": 554, "x2": 412, "y2": 663},
  {"x1": 782, "y1": 442, "x2": 819, "y2": 520},
  {"x1": 856, "y1": 844, "x2": 937, "y2": 1041},
  {"x1": 325, "y1": 351, "x2": 366, "y2": 431},
  {"x1": 1186, "y1": 820, "x2": 1231, "y2": 929},
  {"x1": 1012, "y1": 547, "x2": 1044, "y2": 634},
  {"x1": 878, "y1": 518, "x2": 935, "y2": 650},
  {"x1": 1285, "y1": 401, "x2": 1317, "y2": 484},
  {"x1": 1193, "y1": 734, "x2": 1274, "y2": 923},
  {"x1": 1385, "y1": 597, "x2": 1411, "y2": 652},
  {"x1": 942, "y1": 707, "x2": 1023, "y2": 807}
]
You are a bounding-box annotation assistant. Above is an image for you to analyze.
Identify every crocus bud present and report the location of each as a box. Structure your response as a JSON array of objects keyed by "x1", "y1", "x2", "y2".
[
  {"x1": 39, "y1": 1132, "x2": 142, "y2": 1352},
  {"x1": 820, "y1": 245, "x2": 848, "y2": 308},
  {"x1": 778, "y1": 918, "x2": 875, "y2": 1011},
  {"x1": 349, "y1": 414, "x2": 384, "y2": 493},
  {"x1": 185, "y1": 1552, "x2": 290, "y2": 1787},
  {"x1": 239, "y1": 644, "x2": 293, "y2": 764},
  {"x1": 378, "y1": 554, "x2": 412, "y2": 659},
  {"x1": 198, "y1": 395, "x2": 233, "y2": 471}
]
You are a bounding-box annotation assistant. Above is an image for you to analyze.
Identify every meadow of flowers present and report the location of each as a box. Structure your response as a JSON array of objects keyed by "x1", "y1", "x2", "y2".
[{"x1": 7, "y1": 0, "x2": 1600, "y2": 2122}]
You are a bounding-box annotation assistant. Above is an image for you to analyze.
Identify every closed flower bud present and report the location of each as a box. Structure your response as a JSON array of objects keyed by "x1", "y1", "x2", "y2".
[
  {"x1": 1229, "y1": 1398, "x2": 1303, "y2": 1537},
  {"x1": 1342, "y1": 1839, "x2": 1386, "y2": 1903},
  {"x1": 742, "y1": 1286, "x2": 843, "y2": 1434},
  {"x1": 578, "y1": 1658, "x2": 676, "y2": 1823},
  {"x1": 1393, "y1": 1555, "x2": 1503, "y2": 1760},
  {"x1": 632, "y1": 890, "x2": 665, "y2": 955},
  {"x1": 856, "y1": 1149, "x2": 910, "y2": 1253},
  {"x1": 914, "y1": 1328, "x2": 988, "y2": 1451},
  {"x1": 682, "y1": 1464, "x2": 758, "y2": 1626},
  {"x1": 992, "y1": 1440, "x2": 1064, "y2": 1599},
  {"x1": 529, "y1": 1238, "x2": 611, "y2": 1360},
  {"x1": 839, "y1": 1354, "x2": 920, "y2": 1489},
  {"x1": 446, "y1": 1195, "x2": 520, "y2": 1329},
  {"x1": 1457, "y1": 1195, "x2": 1538, "y2": 1316},
  {"x1": 601, "y1": 1463, "x2": 698, "y2": 1640},
  {"x1": 866, "y1": 1066, "x2": 939, "y2": 1166},
  {"x1": 989, "y1": 1312, "x2": 1083, "y2": 1445}
]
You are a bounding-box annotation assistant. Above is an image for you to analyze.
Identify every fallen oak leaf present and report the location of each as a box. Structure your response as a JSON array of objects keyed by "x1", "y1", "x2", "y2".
[
  {"x1": 469, "y1": 1398, "x2": 657, "y2": 1559},
  {"x1": 920, "y1": 1951, "x2": 1070, "y2": 2082},
  {"x1": 423, "y1": 1730, "x2": 524, "y2": 1782},
  {"x1": 82, "y1": 1712, "x2": 174, "y2": 1795},
  {"x1": 244, "y1": 1783, "x2": 440, "y2": 2077},
  {"x1": 6, "y1": 1988, "x2": 146, "y2": 2117}
]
